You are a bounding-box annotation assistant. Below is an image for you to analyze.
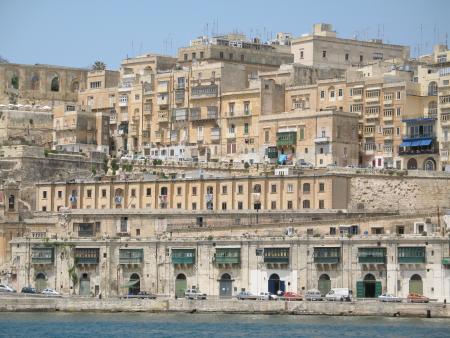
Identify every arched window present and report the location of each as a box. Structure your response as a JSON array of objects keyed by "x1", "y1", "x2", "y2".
[
  {"x1": 428, "y1": 101, "x2": 437, "y2": 117},
  {"x1": 51, "y1": 76, "x2": 60, "y2": 92},
  {"x1": 253, "y1": 184, "x2": 261, "y2": 193},
  {"x1": 206, "y1": 186, "x2": 213, "y2": 194},
  {"x1": 407, "y1": 158, "x2": 417, "y2": 170},
  {"x1": 31, "y1": 74, "x2": 40, "y2": 90},
  {"x1": 423, "y1": 158, "x2": 436, "y2": 171},
  {"x1": 160, "y1": 186, "x2": 168, "y2": 196},
  {"x1": 303, "y1": 183, "x2": 310, "y2": 193},
  {"x1": 428, "y1": 81, "x2": 438, "y2": 96},
  {"x1": 11, "y1": 74, "x2": 19, "y2": 89},
  {"x1": 71, "y1": 80, "x2": 79, "y2": 92},
  {"x1": 8, "y1": 195, "x2": 15, "y2": 210},
  {"x1": 303, "y1": 199, "x2": 310, "y2": 209}
]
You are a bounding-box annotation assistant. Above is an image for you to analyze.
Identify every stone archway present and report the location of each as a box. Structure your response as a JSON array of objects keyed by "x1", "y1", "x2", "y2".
[
  {"x1": 219, "y1": 273, "x2": 233, "y2": 298},
  {"x1": 79, "y1": 273, "x2": 90, "y2": 296},
  {"x1": 128, "y1": 273, "x2": 140, "y2": 295},
  {"x1": 423, "y1": 158, "x2": 436, "y2": 171},
  {"x1": 35, "y1": 272, "x2": 47, "y2": 292},
  {"x1": 175, "y1": 273, "x2": 187, "y2": 298},
  {"x1": 409, "y1": 274, "x2": 423, "y2": 295},
  {"x1": 268, "y1": 273, "x2": 284, "y2": 295},
  {"x1": 318, "y1": 274, "x2": 331, "y2": 296},
  {"x1": 363, "y1": 273, "x2": 376, "y2": 298},
  {"x1": 407, "y1": 158, "x2": 417, "y2": 170}
]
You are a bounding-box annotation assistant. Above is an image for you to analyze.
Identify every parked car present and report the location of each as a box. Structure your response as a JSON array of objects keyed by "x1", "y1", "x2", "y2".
[
  {"x1": 325, "y1": 288, "x2": 353, "y2": 302},
  {"x1": 282, "y1": 292, "x2": 303, "y2": 301},
  {"x1": 21, "y1": 286, "x2": 37, "y2": 294},
  {"x1": 304, "y1": 289, "x2": 323, "y2": 301},
  {"x1": 0, "y1": 284, "x2": 16, "y2": 293},
  {"x1": 297, "y1": 160, "x2": 314, "y2": 169},
  {"x1": 236, "y1": 291, "x2": 258, "y2": 300},
  {"x1": 120, "y1": 154, "x2": 133, "y2": 162},
  {"x1": 258, "y1": 292, "x2": 278, "y2": 300},
  {"x1": 378, "y1": 294, "x2": 402, "y2": 302},
  {"x1": 407, "y1": 293, "x2": 429, "y2": 303},
  {"x1": 184, "y1": 289, "x2": 207, "y2": 300},
  {"x1": 134, "y1": 155, "x2": 146, "y2": 163},
  {"x1": 41, "y1": 288, "x2": 60, "y2": 296}
]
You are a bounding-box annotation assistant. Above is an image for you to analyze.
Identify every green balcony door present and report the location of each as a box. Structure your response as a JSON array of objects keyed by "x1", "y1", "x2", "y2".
[
  {"x1": 175, "y1": 273, "x2": 187, "y2": 298},
  {"x1": 318, "y1": 274, "x2": 331, "y2": 296},
  {"x1": 409, "y1": 274, "x2": 423, "y2": 295},
  {"x1": 35, "y1": 272, "x2": 47, "y2": 292},
  {"x1": 79, "y1": 273, "x2": 90, "y2": 296}
]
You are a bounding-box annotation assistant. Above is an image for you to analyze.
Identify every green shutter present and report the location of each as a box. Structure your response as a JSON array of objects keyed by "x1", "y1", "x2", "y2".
[
  {"x1": 356, "y1": 281, "x2": 364, "y2": 298},
  {"x1": 375, "y1": 281, "x2": 382, "y2": 297}
]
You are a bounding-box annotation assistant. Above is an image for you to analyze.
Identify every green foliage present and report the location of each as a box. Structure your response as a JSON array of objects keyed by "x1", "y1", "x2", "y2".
[
  {"x1": 153, "y1": 159, "x2": 163, "y2": 165},
  {"x1": 111, "y1": 159, "x2": 119, "y2": 175},
  {"x1": 91, "y1": 61, "x2": 106, "y2": 71},
  {"x1": 244, "y1": 162, "x2": 250, "y2": 169},
  {"x1": 68, "y1": 266, "x2": 78, "y2": 288},
  {"x1": 91, "y1": 167, "x2": 97, "y2": 175}
]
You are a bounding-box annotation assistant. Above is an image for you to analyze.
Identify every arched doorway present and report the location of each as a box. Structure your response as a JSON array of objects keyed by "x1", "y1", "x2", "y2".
[
  {"x1": 318, "y1": 274, "x2": 331, "y2": 296},
  {"x1": 219, "y1": 273, "x2": 233, "y2": 298},
  {"x1": 409, "y1": 274, "x2": 423, "y2": 295},
  {"x1": 268, "y1": 273, "x2": 285, "y2": 295},
  {"x1": 423, "y1": 158, "x2": 436, "y2": 171},
  {"x1": 407, "y1": 158, "x2": 417, "y2": 170},
  {"x1": 79, "y1": 273, "x2": 90, "y2": 296},
  {"x1": 128, "y1": 273, "x2": 140, "y2": 295},
  {"x1": 35, "y1": 272, "x2": 47, "y2": 292},
  {"x1": 363, "y1": 273, "x2": 376, "y2": 298},
  {"x1": 175, "y1": 273, "x2": 187, "y2": 298}
]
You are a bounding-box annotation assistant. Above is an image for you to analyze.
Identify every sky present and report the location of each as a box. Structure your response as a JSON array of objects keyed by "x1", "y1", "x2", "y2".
[{"x1": 0, "y1": 0, "x2": 449, "y2": 70}]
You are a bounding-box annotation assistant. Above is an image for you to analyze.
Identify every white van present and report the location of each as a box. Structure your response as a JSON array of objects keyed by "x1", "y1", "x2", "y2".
[
  {"x1": 325, "y1": 288, "x2": 352, "y2": 302},
  {"x1": 305, "y1": 289, "x2": 323, "y2": 301}
]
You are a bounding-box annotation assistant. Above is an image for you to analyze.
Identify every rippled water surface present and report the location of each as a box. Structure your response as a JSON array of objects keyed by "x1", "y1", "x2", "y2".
[{"x1": 0, "y1": 312, "x2": 449, "y2": 337}]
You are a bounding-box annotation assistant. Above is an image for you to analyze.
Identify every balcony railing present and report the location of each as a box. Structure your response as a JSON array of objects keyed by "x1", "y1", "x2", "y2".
[
  {"x1": 263, "y1": 248, "x2": 289, "y2": 264},
  {"x1": 31, "y1": 248, "x2": 54, "y2": 265},
  {"x1": 74, "y1": 248, "x2": 100, "y2": 265},
  {"x1": 398, "y1": 247, "x2": 426, "y2": 264},
  {"x1": 158, "y1": 111, "x2": 169, "y2": 122},
  {"x1": 214, "y1": 248, "x2": 240, "y2": 265},
  {"x1": 191, "y1": 84, "x2": 218, "y2": 98},
  {"x1": 358, "y1": 248, "x2": 386, "y2": 264},
  {"x1": 119, "y1": 249, "x2": 143, "y2": 264},
  {"x1": 276, "y1": 132, "x2": 297, "y2": 146},
  {"x1": 314, "y1": 136, "x2": 330, "y2": 143},
  {"x1": 172, "y1": 108, "x2": 188, "y2": 122},
  {"x1": 314, "y1": 247, "x2": 340, "y2": 264},
  {"x1": 210, "y1": 128, "x2": 220, "y2": 141},
  {"x1": 171, "y1": 249, "x2": 195, "y2": 265}
]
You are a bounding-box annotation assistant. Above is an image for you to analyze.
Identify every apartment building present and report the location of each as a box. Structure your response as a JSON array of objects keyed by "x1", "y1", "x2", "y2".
[
  {"x1": 291, "y1": 23, "x2": 410, "y2": 69},
  {"x1": 53, "y1": 104, "x2": 110, "y2": 154}
]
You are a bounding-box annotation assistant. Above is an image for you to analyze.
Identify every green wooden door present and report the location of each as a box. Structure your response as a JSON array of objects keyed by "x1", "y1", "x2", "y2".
[
  {"x1": 79, "y1": 279, "x2": 90, "y2": 296},
  {"x1": 409, "y1": 279, "x2": 423, "y2": 295},
  {"x1": 35, "y1": 277, "x2": 47, "y2": 292},
  {"x1": 356, "y1": 281, "x2": 364, "y2": 298},
  {"x1": 175, "y1": 279, "x2": 187, "y2": 298},
  {"x1": 318, "y1": 278, "x2": 331, "y2": 296},
  {"x1": 375, "y1": 281, "x2": 382, "y2": 297}
]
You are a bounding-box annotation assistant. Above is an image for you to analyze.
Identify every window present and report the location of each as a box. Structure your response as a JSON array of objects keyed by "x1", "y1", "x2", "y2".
[
  {"x1": 271, "y1": 201, "x2": 276, "y2": 210},
  {"x1": 200, "y1": 51, "x2": 204, "y2": 59},
  {"x1": 240, "y1": 54, "x2": 244, "y2": 62},
  {"x1": 192, "y1": 187, "x2": 197, "y2": 196},
  {"x1": 244, "y1": 101, "x2": 250, "y2": 114},
  {"x1": 219, "y1": 51, "x2": 224, "y2": 59},
  {"x1": 253, "y1": 184, "x2": 261, "y2": 193},
  {"x1": 192, "y1": 52, "x2": 196, "y2": 59},
  {"x1": 320, "y1": 91, "x2": 325, "y2": 99},
  {"x1": 300, "y1": 50, "x2": 304, "y2": 59},
  {"x1": 319, "y1": 200, "x2": 325, "y2": 209},
  {"x1": 222, "y1": 185, "x2": 228, "y2": 195},
  {"x1": 177, "y1": 203, "x2": 182, "y2": 209},
  {"x1": 287, "y1": 184, "x2": 293, "y2": 193},
  {"x1": 90, "y1": 81, "x2": 101, "y2": 89},
  {"x1": 131, "y1": 189, "x2": 136, "y2": 197},
  {"x1": 57, "y1": 191, "x2": 62, "y2": 199},
  {"x1": 146, "y1": 188, "x2": 151, "y2": 196},
  {"x1": 305, "y1": 147, "x2": 308, "y2": 154},
  {"x1": 264, "y1": 130, "x2": 270, "y2": 143},
  {"x1": 229, "y1": 53, "x2": 233, "y2": 60},
  {"x1": 184, "y1": 53, "x2": 188, "y2": 61},
  {"x1": 244, "y1": 123, "x2": 249, "y2": 135},
  {"x1": 396, "y1": 108, "x2": 401, "y2": 116},
  {"x1": 87, "y1": 189, "x2": 92, "y2": 198},
  {"x1": 359, "y1": 55, "x2": 363, "y2": 62},
  {"x1": 303, "y1": 200, "x2": 310, "y2": 209},
  {"x1": 42, "y1": 206, "x2": 47, "y2": 211},
  {"x1": 192, "y1": 202, "x2": 197, "y2": 210},
  {"x1": 396, "y1": 91, "x2": 401, "y2": 100},
  {"x1": 299, "y1": 127, "x2": 305, "y2": 140},
  {"x1": 238, "y1": 185, "x2": 244, "y2": 194},
  {"x1": 303, "y1": 183, "x2": 310, "y2": 193},
  {"x1": 136, "y1": 229, "x2": 140, "y2": 236},
  {"x1": 319, "y1": 182, "x2": 325, "y2": 192},
  {"x1": 345, "y1": 53, "x2": 349, "y2": 61},
  {"x1": 287, "y1": 201, "x2": 293, "y2": 209},
  {"x1": 338, "y1": 89, "x2": 343, "y2": 97},
  {"x1": 320, "y1": 147, "x2": 324, "y2": 154},
  {"x1": 271, "y1": 184, "x2": 277, "y2": 193},
  {"x1": 51, "y1": 76, "x2": 59, "y2": 92},
  {"x1": 135, "y1": 94, "x2": 140, "y2": 101},
  {"x1": 322, "y1": 50, "x2": 327, "y2": 58},
  {"x1": 238, "y1": 201, "x2": 243, "y2": 210},
  {"x1": 221, "y1": 202, "x2": 227, "y2": 210},
  {"x1": 42, "y1": 191, "x2": 47, "y2": 199},
  {"x1": 177, "y1": 187, "x2": 182, "y2": 195}
]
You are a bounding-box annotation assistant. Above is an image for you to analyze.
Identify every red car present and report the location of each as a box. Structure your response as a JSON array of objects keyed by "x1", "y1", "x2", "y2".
[
  {"x1": 282, "y1": 292, "x2": 303, "y2": 301},
  {"x1": 407, "y1": 293, "x2": 429, "y2": 303}
]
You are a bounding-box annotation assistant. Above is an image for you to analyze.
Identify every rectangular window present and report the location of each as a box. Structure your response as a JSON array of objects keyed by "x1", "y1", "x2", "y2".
[
  {"x1": 222, "y1": 185, "x2": 228, "y2": 195},
  {"x1": 338, "y1": 89, "x2": 343, "y2": 97},
  {"x1": 396, "y1": 91, "x2": 401, "y2": 100},
  {"x1": 299, "y1": 127, "x2": 305, "y2": 140},
  {"x1": 177, "y1": 187, "x2": 182, "y2": 195},
  {"x1": 271, "y1": 201, "x2": 276, "y2": 209},
  {"x1": 244, "y1": 101, "x2": 250, "y2": 114},
  {"x1": 184, "y1": 53, "x2": 188, "y2": 61},
  {"x1": 87, "y1": 189, "x2": 92, "y2": 198},
  {"x1": 237, "y1": 185, "x2": 243, "y2": 194},
  {"x1": 264, "y1": 130, "x2": 270, "y2": 143},
  {"x1": 192, "y1": 187, "x2": 197, "y2": 196},
  {"x1": 320, "y1": 91, "x2": 325, "y2": 99},
  {"x1": 192, "y1": 202, "x2": 197, "y2": 210},
  {"x1": 287, "y1": 184, "x2": 293, "y2": 193},
  {"x1": 319, "y1": 183, "x2": 325, "y2": 192},
  {"x1": 57, "y1": 191, "x2": 62, "y2": 199},
  {"x1": 219, "y1": 51, "x2": 224, "y2": 59},
  {"x1": 90, "y1": 81, "x2": 101, "y2": 89},
  {"x1": 131, "y1": 189, "x2": 136, "y2": 197},
  {"x1": 396, "y1": 107, "x2": 401, "y2": 116},
  {"x1": 237, "y1": 201, "x2": 243, "y2": 210},
  {"x1": 177, "y1": 203, "x2": 182, "y2": 209},
  {"x1": 146, "y1": 188, "x2": 151, "y2": 196},
  {"x1": 221, "y1": 202, "x2": 227, "y2": 210},
  {"x1": 271, "y1": 184, "x2": 277, "y2": 193},
  {"x1": 300, "y1": 50, "x2": 304, "y2": 59},
  {"x1": 322, "y1": 50, "x2": 327, "y2": 58},
  {"x1": 287, "y1": 201, "x2": 293, "y2": 209},
  {"x1": 319, "y1": 200, "x2": 325, "y2": 209},
  {"x1": 244, "y1": 123, "x2": 249, "y2": 135},
  {"x1": 42, "y1": 191, "x2": 47, "y2": 199},
  {"x1": 345, "y1": 53, "x2": 349, "y2": 61}
]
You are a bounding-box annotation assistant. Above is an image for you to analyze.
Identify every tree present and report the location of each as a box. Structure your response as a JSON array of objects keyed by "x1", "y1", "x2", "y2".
[{"x1": 91, "y1": 61, "x2": 106, "y2": 71}]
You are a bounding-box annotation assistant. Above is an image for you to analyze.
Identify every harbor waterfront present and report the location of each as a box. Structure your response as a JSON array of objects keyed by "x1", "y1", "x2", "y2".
[
  {"x1": 1, "y1": 295, "x2": 449, "y2": 318},
  {"x1": 1, "y1": 312, "x2": 450, "y2": 338}
]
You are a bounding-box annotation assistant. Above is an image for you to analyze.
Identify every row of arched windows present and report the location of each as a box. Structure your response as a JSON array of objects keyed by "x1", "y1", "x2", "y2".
[
  {"x1": 253, "y1": 183, "x2": 310, "y2": 193},
  {"x1": 8, "y1": 73, "x2": 80, "y2": 93}
]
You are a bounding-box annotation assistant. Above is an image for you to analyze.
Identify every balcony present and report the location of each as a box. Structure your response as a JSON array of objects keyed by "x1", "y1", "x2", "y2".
[
  {"x1": 74, "y1": 248, "x2": 100, "y2": 265},
  {"x1": 263, "y1": 248, "x2": 289, "y2": 264},
  {"x1": 191, "y1": 84, "x2": 218, "y2": 98},
  {"x1": 364, "y1": 143, "x2": 376, "y2": 154},
  {"x1": 398, "y1": 247, "x2": 426, "y2": 264},
  {"x1": 119, "y1": 249, "x2": 143, "y2": 265},
  {"x1": 157, "y1": 82, "x2": 168, "y2": 93},
  {"x1": 227, "y1": 131, "x2": 236, "y2": 139},
  {"x1": 442, "y1": 257, "x2": 450, "y2": 266},
  {"x1": 158, "y1": 111, "x2": 169, "y2": 123},
  {"x1": 119, "y1": 100, "x2": 128, "y2": 107},
  {"x1": 157, "y1": 95, "x2": 168, "y2": 106},
  {"x1": 190, "y1": 107, "x2": 218, "y2": 121},
  {"x1": 175, "y1": 89, "x2": 185, "y2": 103},
  {"x1": 314, "y1": 136, "x2": 330, "y2": 143},
  {"x1": 118, "y1": 83, "x2": 133, "y2": 92},
  {"x1": 314, "y1": 247, "x2": 340, "y2": 264},
  {"x1": 154, "y1": 132, "x2": 162, "y2": 143},
  {"x1": 170, "y1": 131, "x2": 178, "y2": 142},
  {"x1": 399, "y1": 138, "x2": 438, "y2": 155},
  {"x1": 358, "y1": 248, "x2": 386, "y2": 264},
  {"x1": 227, "y1": 111, "x2": 252, "y2": 119},
  {"x1": 171, "y1": 248, "x2": 195, "y2": 265},
  {"x1": 214, "y1": 248, "x2": 240, "y2": 265},
  {"x1": 276, "y1": 132, "x2": 297, "y2": 147},
  {"x1": 31, "y1": 247, "x2": 54, "y2": 265},
  {"x1": 110, "y1": 115, "x2": 117, "y2": 124},
  {"x1": 172, "y1": 108, "x2": 188, "y2": 122}
]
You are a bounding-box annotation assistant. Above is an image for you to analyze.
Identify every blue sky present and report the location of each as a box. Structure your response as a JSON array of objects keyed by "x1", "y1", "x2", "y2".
[{"x1": 0, "y1": 0, "x2": 449, "y2": 69}]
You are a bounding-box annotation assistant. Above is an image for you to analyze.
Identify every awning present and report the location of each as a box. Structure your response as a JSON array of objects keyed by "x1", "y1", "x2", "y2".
[
  {"x1": 122, "y1": 280, "x2": 139, "y2": 288},
  {"x1": 400, "y1": 141, "x2": 411, "y2": 147},
  {"x1": 418, "y1": 138, "x2": 432, "y2": 146},
  {"x1": 410, "y1": 140, "x2": 421, "y2": 147}
]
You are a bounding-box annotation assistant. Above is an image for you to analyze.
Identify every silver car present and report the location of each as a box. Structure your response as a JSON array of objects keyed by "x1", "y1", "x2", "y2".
[
  {"x1": 0, "y1": 284, "x2": 16, "y2": 293},
  {"x1": 378, "y1": 294, "x2": 402, "y2": 302},
  {"x1": 236, "y1": 291, "x2": 258, "y2": 300},
  {"x1": 184, "y1": 289, "x2": 207, "y2": 300},
  {"x1": 304, "y1": 289, "x2": 323, "y2": 301}
]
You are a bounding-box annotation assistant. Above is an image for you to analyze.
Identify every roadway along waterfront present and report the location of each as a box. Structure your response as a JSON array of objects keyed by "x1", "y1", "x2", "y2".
[
  {"x1": 1, "y1": 312, "x2": 450, "y2": 338},
  {"x1": 1, "y1": 294, "x2": 449, "y2": 318}
]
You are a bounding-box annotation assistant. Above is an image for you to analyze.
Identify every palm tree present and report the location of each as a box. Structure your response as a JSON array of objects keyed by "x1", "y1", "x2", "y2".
[{"x1": 91, "y1": 61, "x2": 106, "y2": 71}]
